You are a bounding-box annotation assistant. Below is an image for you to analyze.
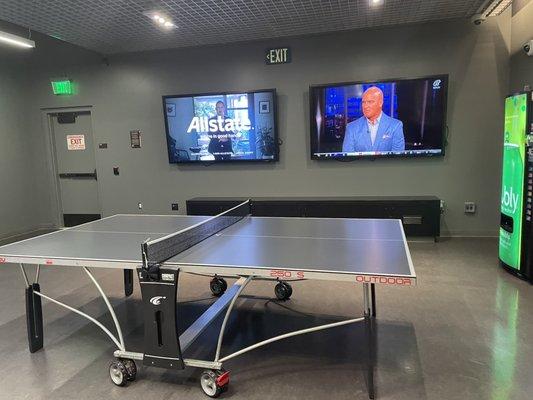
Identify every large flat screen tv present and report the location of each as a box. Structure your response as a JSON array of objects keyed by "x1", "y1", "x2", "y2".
[
  {"x1": 163, "y1": 89, "x2": 278, "y2": 163},
  {"x1": 310, "y1": 75, "x2": 448, "y2": 160}
]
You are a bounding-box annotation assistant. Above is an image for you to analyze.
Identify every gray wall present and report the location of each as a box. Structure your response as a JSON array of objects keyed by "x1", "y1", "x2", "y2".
[
  {"x1": 510, "y1": 0, "x2": 533, "y2": 92},
  {"x1": 0, "y1": 21, "x2": 102, "y2": 239},
  {"x1": 5, "y1": 14, "x2": 511, "y2": 237},
  {"x1": 0, "y1": 22, "x2": 43, "y2": 239}
]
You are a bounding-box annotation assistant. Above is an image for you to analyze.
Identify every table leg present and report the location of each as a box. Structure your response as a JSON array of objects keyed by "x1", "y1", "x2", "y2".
[
  {"x1": 124, "y1": 270, "x2": 134, "y2": 297},
  {"x1": 363, "y1": 283, "x2": 377, "y2": 399},
  {"x1": 20, "y1": 264, "x2": 43, "y2": 353},
  {"x1": 371, "y1": 283, "x2": 376, "y2": 318},
  {"x1": 366, "y1": 315, "x2": 377, "y2": 399}
]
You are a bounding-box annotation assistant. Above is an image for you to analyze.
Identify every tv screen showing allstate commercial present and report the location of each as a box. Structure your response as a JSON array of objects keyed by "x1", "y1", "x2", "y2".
[
  {"x1": 310, "y1": 75, "x2": 448, "y2": 159},
  {"x1": 163, "y1": 89, "x2": 278, "y2": 163}
]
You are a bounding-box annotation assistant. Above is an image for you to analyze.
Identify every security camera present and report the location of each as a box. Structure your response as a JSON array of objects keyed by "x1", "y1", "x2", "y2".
[
  {"x1": 470, "y1": 13, "x2": 486, "y2": 25},
  {"x1": 524, "y1": 40, "x2": 533, "y2": 56}
]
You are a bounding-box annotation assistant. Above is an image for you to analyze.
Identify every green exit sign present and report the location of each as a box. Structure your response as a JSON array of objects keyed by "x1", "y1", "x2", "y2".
[
  {"x1": 265, "y1": 47, "x2": 291, "y2": 65},
  {"x1": 51, "y1": 79, "x2": 73, "y2": 95}
]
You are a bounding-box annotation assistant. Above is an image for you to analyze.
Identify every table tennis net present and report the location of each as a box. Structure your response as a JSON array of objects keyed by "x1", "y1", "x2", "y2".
[{"x1": 142, "y1": 200, "x2": 251, "y2": 268}]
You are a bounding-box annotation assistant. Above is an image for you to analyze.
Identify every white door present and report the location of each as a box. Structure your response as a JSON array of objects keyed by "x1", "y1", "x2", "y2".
[{"x1": 50, "y1": 111, "x2": 100, "y2": 227}]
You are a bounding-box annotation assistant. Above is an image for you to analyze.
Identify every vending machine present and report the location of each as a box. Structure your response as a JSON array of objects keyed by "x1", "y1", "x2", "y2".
[{"x1": 499, "y1": 91, "x2": 533, "y2": 282}]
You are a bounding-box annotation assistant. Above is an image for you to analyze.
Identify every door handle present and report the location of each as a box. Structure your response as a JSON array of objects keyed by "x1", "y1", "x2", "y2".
[{"x1": 59, "y1": 169, "x2": 98, "y2": 180}]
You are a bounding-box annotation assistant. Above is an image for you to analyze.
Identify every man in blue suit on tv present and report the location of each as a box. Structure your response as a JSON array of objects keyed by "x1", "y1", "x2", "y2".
[{"x1": 342, "y1": 86, "x2": 405, "y2": 153}]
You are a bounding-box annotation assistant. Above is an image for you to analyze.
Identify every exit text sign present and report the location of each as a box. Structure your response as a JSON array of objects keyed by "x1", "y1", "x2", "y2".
[{"x1": 265, "y1": 47, "x2": 291, "y2": 65}]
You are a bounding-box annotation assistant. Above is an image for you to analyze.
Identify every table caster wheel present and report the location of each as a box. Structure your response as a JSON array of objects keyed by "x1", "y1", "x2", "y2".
[
  {"x1": 122, "y1": 359, "x2": 137, "y2": 381},
  {"x1": 210, "y1": 277, "x2": 227, "y2": 297},
  {"x1": 200, "y1": 369, "x2": 229, "y2": 398},
  {"x1": 275, "y1": 281, "x2": 292, "y2": 301},
  {"x1": 109, "y1": 359, "x2": 128, "y2": 386}
]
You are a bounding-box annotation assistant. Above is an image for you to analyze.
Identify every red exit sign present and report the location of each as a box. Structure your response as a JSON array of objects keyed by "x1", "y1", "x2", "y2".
[{"x1": 66, "y1": 134, "x2": 86, "y2": 150}]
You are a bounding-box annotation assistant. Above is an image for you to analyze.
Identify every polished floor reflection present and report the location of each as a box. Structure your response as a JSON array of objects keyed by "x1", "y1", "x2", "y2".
[{"x1": 0, "y1": 237, "x2": 531, "y2": 399}]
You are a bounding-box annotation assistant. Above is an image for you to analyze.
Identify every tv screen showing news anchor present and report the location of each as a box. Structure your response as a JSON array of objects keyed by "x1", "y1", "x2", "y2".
[
  {"x1": 163, "y1": 89, "x2": 278, "y2": 163},
  {"x1": 310, "y1": 75, "x2": 448, "y2": 159}
]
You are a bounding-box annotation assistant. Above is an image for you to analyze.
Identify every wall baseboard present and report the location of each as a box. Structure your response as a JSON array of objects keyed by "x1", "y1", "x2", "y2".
[{"x1": 441, "y1": 231, "x2": 498, "y2": 238}]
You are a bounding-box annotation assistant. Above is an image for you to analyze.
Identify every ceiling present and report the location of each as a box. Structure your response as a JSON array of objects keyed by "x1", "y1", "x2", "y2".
[{"x1": 0, "y1": 0, "x2": 487, "y2": 54}]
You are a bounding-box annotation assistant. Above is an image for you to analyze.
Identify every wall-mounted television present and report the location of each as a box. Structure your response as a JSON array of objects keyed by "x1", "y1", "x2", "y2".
[
  {"x1": 310, "y1": 75, "x2": 448, "y2": 160},
  {"x1": 163, "y1": 89, "x2": 278, "y2": 163}
]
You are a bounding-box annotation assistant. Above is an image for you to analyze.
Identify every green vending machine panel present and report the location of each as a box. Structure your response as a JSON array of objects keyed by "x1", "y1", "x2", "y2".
[{"x1": 499, "y1": 93, "x2": 529, "y2": 272}]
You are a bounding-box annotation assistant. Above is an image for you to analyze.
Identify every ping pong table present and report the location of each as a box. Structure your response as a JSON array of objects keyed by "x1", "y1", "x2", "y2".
[{"x1": 0, "y1": 200, "x2": 416, "y2": 398}]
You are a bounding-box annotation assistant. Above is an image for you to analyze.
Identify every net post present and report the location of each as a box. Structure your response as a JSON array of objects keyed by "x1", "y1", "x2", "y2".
[{"x1": 140, "y1": 241, "x2": 161, "y2": 281}]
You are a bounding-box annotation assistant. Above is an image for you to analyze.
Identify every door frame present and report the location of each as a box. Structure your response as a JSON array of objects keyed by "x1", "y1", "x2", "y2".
[{"x1": 41, "y1": 105, "x2": 101, "y2": 228}]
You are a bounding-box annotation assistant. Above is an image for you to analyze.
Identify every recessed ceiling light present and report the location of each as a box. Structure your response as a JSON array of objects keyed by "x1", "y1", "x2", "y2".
[
  {"x1": 145, "y1": 11, "x2": 176, "y2": 29},
  {"x1": 370, "y1": 0, "x2": 384, "y2": 5}
]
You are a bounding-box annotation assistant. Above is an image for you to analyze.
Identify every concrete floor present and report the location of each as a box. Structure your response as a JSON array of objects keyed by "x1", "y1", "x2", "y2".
[{"x1": 0, "y1": 237, "x2": 532, "y2": 400}]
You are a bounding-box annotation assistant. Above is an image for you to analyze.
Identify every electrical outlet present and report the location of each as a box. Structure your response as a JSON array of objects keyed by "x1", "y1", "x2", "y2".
[
  {"x1": 138, "y1": 203, "x2": 143, "y2": 210},
  {"x1": 171, "y1": 203, "x2": 179, "y2": 211},
  {"x1": 464, "y1": 202, "x2": 476, "y2": 214}
]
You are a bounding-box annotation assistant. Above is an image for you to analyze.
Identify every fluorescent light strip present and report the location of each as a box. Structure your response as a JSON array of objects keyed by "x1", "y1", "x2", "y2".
[
  {"x1": 485, "y1": 0, "x2": 513, "y2": 16},
  {"x1": 0, "y1": 30, "x2": 35, "y2": 48}
]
